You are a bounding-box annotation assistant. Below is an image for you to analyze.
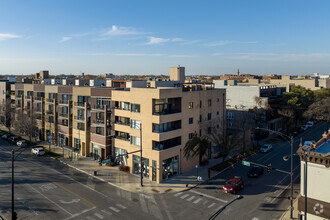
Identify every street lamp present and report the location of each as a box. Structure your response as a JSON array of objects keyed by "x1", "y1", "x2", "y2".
[{"x1": 256, "y1": 127, "x2": 294, "y2": 219}]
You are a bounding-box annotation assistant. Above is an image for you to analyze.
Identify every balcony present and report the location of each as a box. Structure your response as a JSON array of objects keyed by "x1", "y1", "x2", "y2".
[
  {"x1": 59, "y1": 100, "x2": 69, "y2": 105},
  {"x1": 74, "y1": 102, "x2": 90, "y2": 109},
  {"x1": 92, "y1": 119, "x2": 105, "y2": 125},
  {"x1": 46, "y1": 98, "x2": 57, "y2": 103},
  {"x1": 115, "y1": 120, "x2": 130, "y2": 126},
  {"x1": 25, "y1": 96, "x2": 32, "y2": 100},
  {"x1": 35, "y1": 108, "x2": 43, "y2": 113},
  {"x1": 16, "y1": 95, "x2": 22, "y2": 99},
  {"x1": 58, "y1": 113, "x2": 69, "y2": 118},
  {"x1": 92, "y1": 105, "x2": 110, "y2": 111},
  {"x1": 34, "y1": 97, "x2": 43, "y2": 102},
  {"x1": 46, "y1": 110, "x2": 54, "y2": 115},
  {"x1": 74, "y1": 115, "x2": 85, "y2": 121}
]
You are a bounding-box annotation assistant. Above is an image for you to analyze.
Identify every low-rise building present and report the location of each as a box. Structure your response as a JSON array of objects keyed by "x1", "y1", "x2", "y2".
[{"x1": 296, "y1": 129, "x2": 330, "y2": 219}]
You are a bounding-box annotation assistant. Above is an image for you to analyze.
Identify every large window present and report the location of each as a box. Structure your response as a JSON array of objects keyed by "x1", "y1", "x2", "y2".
[
  {"x1": 116, "y1": 116, "x2": 130, "y2": 125},
  {"x1": 74, "y1": 138, "x2": 81, "y2": 150},
  {"x1": 61, "y1": 119, "x2": 68, "y2": 126},
  {"x1": 96, "y1": 127, "x2": 104, "y2": 135},
  {"x1": 120, "y1": 102, "x2": 130, "y2": 110},
  {"x1": 152, "y1": 120, "x2": 181, "y2": 133},
  {"x1": 130, "y1": 120, "x2": 141, "y2": 129},
  {"x1": 189, "y1": 118, "x2": 193, "y2": 124},
  {"x1": 131, "y1": 104, "x2": 140, "y2": 113},
  {"x1": 162, "y1": 156, "x2": 178, "y2": 180},
  {"x1": 77, "y1": 122, "x2": 85, "y2": 131},
  {"x1": 152, "y1": 136, "x2": 181, "y2": 151},
  {"x1": 153, "y1": 98, "x2": 181, "y2": 115},
  {"x1": 130, "y1": 136, "x2": 141, "y2": 146},
  {"x1": 96, "y1": 98, "x2": 111, "y2": 108},
  {"x1": 116, "y1": 131, "x2": 130, "y2": 141}
]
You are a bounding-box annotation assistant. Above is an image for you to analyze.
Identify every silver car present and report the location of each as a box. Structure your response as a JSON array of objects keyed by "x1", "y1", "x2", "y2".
[{"x1": 31, "y1": 147, "x2": 45, "y2": 156}]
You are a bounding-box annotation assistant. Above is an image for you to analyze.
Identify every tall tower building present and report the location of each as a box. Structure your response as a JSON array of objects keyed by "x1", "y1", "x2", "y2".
[{"x1": 170, "y1": 66, "x2": 185, "y2": 83}]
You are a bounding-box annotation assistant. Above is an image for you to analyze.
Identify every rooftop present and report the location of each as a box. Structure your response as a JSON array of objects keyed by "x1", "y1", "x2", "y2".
[{"x1": 314, "y1": 139, "x2": 330, "y2": 154}]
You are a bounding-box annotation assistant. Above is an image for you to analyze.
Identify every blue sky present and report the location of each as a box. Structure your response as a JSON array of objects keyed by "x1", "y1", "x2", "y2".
[{"x1": 1, "y1": 0, "x2": 330, "y2": 75}]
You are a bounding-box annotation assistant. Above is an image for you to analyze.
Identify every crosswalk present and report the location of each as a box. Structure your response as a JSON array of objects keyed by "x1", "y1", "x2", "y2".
[
  {"x1": 82, "y1": 203, "x2": 127, "y2": 220},
  {"x1": 173, "y1": 191, "x2": 226, "y2": 209}
]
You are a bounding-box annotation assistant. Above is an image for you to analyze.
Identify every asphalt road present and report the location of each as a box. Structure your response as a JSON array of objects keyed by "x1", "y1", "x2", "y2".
[
  {"x1": 0, "y1": 122, "x2": 327, "y2": 220},
  {"x1": 156, "y1": 122, "x2": 327, "y2": 220}
]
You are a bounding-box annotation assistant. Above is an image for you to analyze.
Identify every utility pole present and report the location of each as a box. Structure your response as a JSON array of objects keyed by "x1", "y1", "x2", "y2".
[
  {"x1": 290, "y1": 135, "x2": 293, "y2": 219},
  {"x1": 140, "y1": 123, "x2": 143, "y2": 187},
  {"x1": 11, "y1": 150, "x2": 14, "y2": 219}
]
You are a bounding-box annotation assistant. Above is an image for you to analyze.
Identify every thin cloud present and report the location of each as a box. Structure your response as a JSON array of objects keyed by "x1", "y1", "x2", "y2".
[
  {"x1": 204, "y1": 40, "x2": 232, "y2": 47},
  {"x1": 145, "y1": 37, "x2": 170, "y2": 45},
  {"x1": 114, "y1": 53, "x2": 164, "y2": 57},
  {"x1": 59, "y1": 37, "x2": 72, "y2": 43},
  {"x1": 103, "y1": 25, "x2": 144, "y2": 36},
  {"x1": 168, "y1": 54, "x2": 198, "y2": 58},
  {"x1": 212, "y1": 52, "x2": 222, "y2": 56},
  {"x1": 230, "y1": 52, "x2": 330, "y2": 61},
  {"x1": 0, "y1": 33, "x2": 22, "y2": 41}
]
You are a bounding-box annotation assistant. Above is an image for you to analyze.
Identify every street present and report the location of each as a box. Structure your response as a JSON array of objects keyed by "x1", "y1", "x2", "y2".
[{"x1": 0, "y1": 122, "x2": 327, "y2": 220}]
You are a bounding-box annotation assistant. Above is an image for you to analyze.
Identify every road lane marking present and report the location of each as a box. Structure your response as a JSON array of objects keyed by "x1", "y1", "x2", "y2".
[
  {"x1": 28, "y1": 184, "x2": 72, "y2": 216},
  {"x1": 17, "y1": 164, "x2": 97, "y2": 208},
  {"x1": 93, "y1": 213, "x2": 104, "y2": 219},
  {"x1": 180, "y1": 194, "x2": 189, "y2": 199},
  {"x1": 59, "y1": 199, "x2": 80, "y2": 204},
  {"x1": 101, "y1": 209, "x2": 112, "y2": 215},
  {"x1": 208, "y1": 203, "x2": 215, "y2": 208},
  {"x1": 116, "y1": 204, "x2": 127, "y2": 209},
  {"x1": 174, "y1": 192, "x2": 183, "y2": 197},
  {"x1": 109, "y1": 206, "x2": 120, "y2": 213},
  {"x1": 190, "y1": 190, "x2": 228, "y2": 203},
  {"x1": 63, "y1": 207, "x2": 96, "y2": 220},
  {"x1": 187, "y1": 196, "x2": 195, "y2": 201},
  {"x1": 193, "y1": 198, "x2": 202, "y2": 204}
]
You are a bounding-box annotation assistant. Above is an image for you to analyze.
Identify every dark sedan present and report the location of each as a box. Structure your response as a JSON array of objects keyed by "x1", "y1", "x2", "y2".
[{"x1": 248, "y1": 166, "x2": 264, "y2": 178}]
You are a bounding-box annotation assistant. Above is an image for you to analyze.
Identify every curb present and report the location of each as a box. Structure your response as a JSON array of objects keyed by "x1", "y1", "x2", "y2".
[{"x1": 179, "y1": 180, "x2": 206, "y2": 192}]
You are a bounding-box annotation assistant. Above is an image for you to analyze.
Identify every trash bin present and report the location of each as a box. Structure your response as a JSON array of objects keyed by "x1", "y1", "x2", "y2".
[{"x1": 94, "y1": 170, "x2": 97, "y2": 176}]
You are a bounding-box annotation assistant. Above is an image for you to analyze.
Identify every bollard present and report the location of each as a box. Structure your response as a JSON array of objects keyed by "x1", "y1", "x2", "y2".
[{"x1": 186, "y1": 184, "x2": 188, "y2": 187}]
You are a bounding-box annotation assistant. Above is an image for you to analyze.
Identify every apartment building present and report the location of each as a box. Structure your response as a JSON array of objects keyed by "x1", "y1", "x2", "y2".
[
  {"x1": 270, "y1": 75, "x2": 329, "y2": 91},
  {"x1": 112, "y1": 83, "x2": 226, "y2": 183},
  {"x1": 296, "y1": 130, "x2": 330, "y2": 219},
  {"x1": 12, "y1": 83, "x2": 115, "y2": 160}
]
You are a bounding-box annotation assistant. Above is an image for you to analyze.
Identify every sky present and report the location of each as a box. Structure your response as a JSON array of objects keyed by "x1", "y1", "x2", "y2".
[{"x1": 1, "y1": 0, "x2": 330, "y2": 76}]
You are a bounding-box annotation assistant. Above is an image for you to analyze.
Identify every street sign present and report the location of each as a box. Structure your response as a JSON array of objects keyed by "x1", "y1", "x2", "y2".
[{"x1": 242, "y1": 161, "x2": 250, "y2": 166}]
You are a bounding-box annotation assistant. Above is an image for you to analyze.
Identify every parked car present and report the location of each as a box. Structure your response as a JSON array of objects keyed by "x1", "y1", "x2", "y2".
[
  {"x1": 248, "y1": 166, "x2": 264, "y2": 178},
  {"x1": 260, "y1": 144, "x2": 273, "y2": 153},
  {"x1": 31, "y1": 147, "x2": 45, "y2": 156},
  {"x1": 8, "y1": 136, "x2": 21, "y2": 144},
  {"x1": 17, "y1": 140, "x2": 28, "y2": 147},
  {"x1": 222, "y1": 176, "x2": 244, "y2": 194},
  {"x1": 306, "y1": 121, "x2": 314, "y2": 128}
]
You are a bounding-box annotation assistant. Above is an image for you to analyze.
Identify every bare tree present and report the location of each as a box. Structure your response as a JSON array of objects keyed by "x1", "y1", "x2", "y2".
[
  {"x1": 0, "y1": 98, "x2": 14, "y2": 133},
  {"x1": 14, "y1": 109, "x2": 37, "y2": 142}
]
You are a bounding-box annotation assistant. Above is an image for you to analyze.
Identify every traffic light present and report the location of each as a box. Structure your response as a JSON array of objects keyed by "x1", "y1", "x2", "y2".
[
  {"x1": 267, "y1": 164, "x2": 271, "y2": 173},
  {"x1": 13, "y1": 211, "x2": 17, "y2": 220},
  {"x1": 141, "y1": 162, "x2": 145, "y2": 172}
]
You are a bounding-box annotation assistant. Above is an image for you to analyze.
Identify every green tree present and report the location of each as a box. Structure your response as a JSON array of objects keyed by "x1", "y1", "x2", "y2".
[
  {"x1": 280, "y1": 85, "x2": 315, "y2": 125},
  {"x1": 303, "y1": 97, "x2": 330, "y2": 123},
  {"x1": 183, "y1": 132, "x2": 209, "y2": 166}
]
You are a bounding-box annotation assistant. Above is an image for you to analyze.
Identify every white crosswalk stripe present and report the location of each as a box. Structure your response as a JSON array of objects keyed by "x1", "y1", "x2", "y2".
[
  {"x1": 109, "y1": 206, "x2": 120, "y2": 213},
  {"x1": 193, "y1": 198, "x2": 203, "y2": 204},
  {"x1": 180, "y1": 194, "x2": 190, "y2": 199},
  {"x1": 187, "y1": 196, "x2": 195, "y2": 201},
  {"x1": 93, "y1": 213, "x2": 104, "y2": 219},
  {"x1": 101, "y1": 209, "x2": 112, "y2": 215},
  {"x1": 208, "y1": 203, "x2": 215, "y2": 208},
  {"x1": 174, "y1": 192, "x2": 183, "y2": 197},
  {"x1": 116, "y1": 204, "x2": 127, "y2": 209}
]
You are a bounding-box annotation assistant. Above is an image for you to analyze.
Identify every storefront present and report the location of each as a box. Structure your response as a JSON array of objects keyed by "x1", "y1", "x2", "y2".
[
  {"x1": 162, "y1": 156, "x2": 178, "y2": 180},
  {"x1": 114, "y1": 147, "x2": 127, "y2": 165},
  {"x1": 133, "y1": 155, "x2": 149, "y2": 178},
  {"x1": 91, "y1": 143, "x2": 100, "y2": 160}
]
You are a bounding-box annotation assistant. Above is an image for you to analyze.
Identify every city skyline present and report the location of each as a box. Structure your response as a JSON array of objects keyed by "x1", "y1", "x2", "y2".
[{"x1": 1, "y1": 0, "x2": 330, "y2": 75}]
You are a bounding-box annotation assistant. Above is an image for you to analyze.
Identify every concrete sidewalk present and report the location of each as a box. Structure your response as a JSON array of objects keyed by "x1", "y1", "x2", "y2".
[{"x1": 280, "y1": 197, "x2": 300, "y2": 220}]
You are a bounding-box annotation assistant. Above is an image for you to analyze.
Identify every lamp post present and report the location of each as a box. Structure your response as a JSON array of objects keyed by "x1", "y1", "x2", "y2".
[
  {"x1": 140, "y1": 123, "x2": 143, "y2": 187},
  {"x1": 256, "y1": 127, "x2": 294, "y2": 219}
]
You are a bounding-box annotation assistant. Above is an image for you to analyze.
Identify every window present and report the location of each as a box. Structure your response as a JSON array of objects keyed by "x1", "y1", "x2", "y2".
[
  {"x1": 96, "y1": 98, "x2": 111, "y2": 109},
  {"x1": 217, "y1": 98, "x2": 220, "y2": 102},
  {"x1": 116, "y1": 131, "x2": 130, "y2": 141},
  {"x1": 200, "y1": 100, "x2": 202, "y2": 108},
  {"x1": 217, "y1": 111, "x2": 219, "y2": 115},
  {"x1": 188, "y1": 102, "x2": 193, "y2": 109},
  {"x1": 130, "y1": 136, "x2": 141, "y2": 146},
  {"x1": 153, "y1": 98, "x2": 181, "y2": 115},
  {"x1": 62, "y1": 106, "x2": 68, "y2": 114},
  {"x1": 208, "y1": 127, "x2": 211, "y2": 134},
  {"x1": 208, "y1": 113, "x2": 212, "y2": 120},
  {"x1": 208, "y1": 99, "x2": 212, "y2": 107},
  {"x1": 77, "y1": 122, "x2": 85, "y2": 131},
  {"x1": 74, "y1": 138, "x2": 81, "y2": 150},
  {"x1": 48, "y1": 116, "x2": 54, "y2": 123},
  {"x1": 214, "y1": 145, "x2": 221, "y2": 153},
  {"x1": 152, "y1": 120, "x2": 181, "y2": 133},
  {"x1": 96, "y1": 127, "x2": 104, "y2": 135},
  {"x1": 227, "y1": 122, "x2": 233, "y2": 128},
  {"x1": 120, "y1": 102, "x2": 130, "y2": 110},
  {"x1": 227, "y1": 112, "x2": 234, "y2": 119},
  {"x1": 217, "y1": 124, "x2": 219, "y2": 129},
  {"x1": 189, "y1": 133, "x2": 194, "y2": 140},
  {"x1": 152, "y1": 136, "x2": 181, "y2": 151},
  {"x1": 62, "y1": 119, "x2": 68, "y2": 126},
  {"x1": 199, "y1": 129, "x2": 202, "y2": 137},
  {"x1": 131, "y1": 104, "x2": 140, "y2": 113},
  {"x1": 116, "y1": 116, "x2": 130, "y2": 125},
  {"x1": 199, "y1": 115, "x2": 202, "y2": 122},
  {"x1": 130, "y1": 120, "x2": 141, "y2": 129},
  {"x1": 189, "y1": 118, "x2": 193, "y2": 124}
]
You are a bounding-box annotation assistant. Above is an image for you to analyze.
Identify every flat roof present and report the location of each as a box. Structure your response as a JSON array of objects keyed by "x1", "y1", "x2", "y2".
[{"x1": 314, "y1": 140, "x2": 330, "y2": 154}]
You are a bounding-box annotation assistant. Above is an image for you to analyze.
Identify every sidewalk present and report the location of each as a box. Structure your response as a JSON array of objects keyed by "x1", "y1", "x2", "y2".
[{"x1": 280, "y1": 197, "x2": 300, "y2": 220}]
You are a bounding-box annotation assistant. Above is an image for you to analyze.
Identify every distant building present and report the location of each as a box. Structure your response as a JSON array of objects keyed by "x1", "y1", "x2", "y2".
[
  {"x1": 170, "y1": 66, "x2": 185, "y2": 83},
  {"x1": 270, "y1": 75, "x2": 329, "y2": 91}
]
